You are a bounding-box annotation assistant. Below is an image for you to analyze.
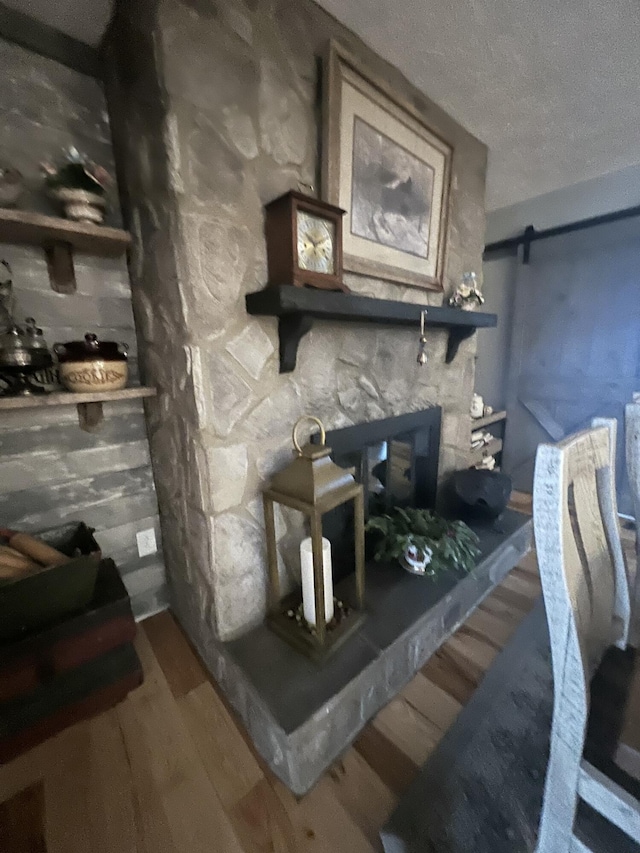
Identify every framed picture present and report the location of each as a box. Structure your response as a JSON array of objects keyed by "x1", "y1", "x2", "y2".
[{"x1": 322, "y1": 41, "x2": 452, "y2": 292}]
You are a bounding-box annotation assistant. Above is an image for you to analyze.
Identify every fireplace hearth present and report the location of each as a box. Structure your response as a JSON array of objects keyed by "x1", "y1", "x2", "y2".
[{"x1": 184, "y1": 502, "x2": 532, "y2": 794}]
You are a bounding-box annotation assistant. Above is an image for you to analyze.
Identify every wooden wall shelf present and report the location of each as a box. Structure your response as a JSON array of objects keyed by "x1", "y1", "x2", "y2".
[
  {"x1": 471, "y1": 410, "x2": 507, "y2": 429},
  {"x1": 0, "y1": 208, "x2": 131, "y2": 294},
  {"x1": 470, "y1": 437, "x2": 503, "y2": 466},
  {"x1": 246, "y1": 285, "x2": 497, "y2": 372},
  {"x1": 0, "y1": 387, "x2": 156, "y2": 432}
]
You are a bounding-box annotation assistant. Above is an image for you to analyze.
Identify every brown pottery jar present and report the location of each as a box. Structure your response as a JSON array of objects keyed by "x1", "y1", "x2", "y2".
[{"x1": 54, "y1": 333, "x2": 128, "y2": 393}]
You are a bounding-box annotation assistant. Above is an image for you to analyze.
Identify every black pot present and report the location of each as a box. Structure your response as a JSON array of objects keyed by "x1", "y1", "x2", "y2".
[{"x1": 450, "y1": 469, "x2": 513, "y2": 521}]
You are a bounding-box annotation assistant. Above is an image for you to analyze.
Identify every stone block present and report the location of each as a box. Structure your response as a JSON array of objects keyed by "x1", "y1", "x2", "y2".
[
  {"x1": 225, "y1": 320, "x2": 275, "y2": 379},
  {"x1": 213, "y1": 511, "x2": 265, "y2": 586},
  {"x1": 205, "y1": 354, "x2": 253, "y2": 437},
  {"x1": 259, "y1": 58, "x2": 309, "y2": 166},
  {"x1": 207, "y1": 443, "x2": 249, "y2": 512},
  {"x1": 215, "y1": 569, "x2": 267, "y2": 639},
  {"x1": 222, "y1": 105, "x2": 259, "y2": 159},
  {"x1": 242, "y1": 382, "x2": 303, "y2": 441}
]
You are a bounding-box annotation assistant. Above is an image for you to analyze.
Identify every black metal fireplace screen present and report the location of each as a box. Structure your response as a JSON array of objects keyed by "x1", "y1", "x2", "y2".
[{"x1": 312, "y1": 407, "x2": 442, "y2": 580}]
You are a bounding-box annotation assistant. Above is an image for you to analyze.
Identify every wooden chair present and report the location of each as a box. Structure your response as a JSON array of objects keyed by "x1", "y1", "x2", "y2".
[
  {"x1": 625, "y1": 402, "x2": 640, "y2": 645},
  {"x1": 591, "y1": 416, "x2": 632, "y2": 649},
  {"x1": 533, "y1": 425, "x2": 640, "y2": 852}
]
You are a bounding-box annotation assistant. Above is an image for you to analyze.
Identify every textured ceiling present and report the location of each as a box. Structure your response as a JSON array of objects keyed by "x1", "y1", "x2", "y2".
[
  {"x1": 5, "y1": 0, "x2": 640, "y2": 210},
  {"x1": 315, "y1": 0, "x2": 640, "y2": 210}
]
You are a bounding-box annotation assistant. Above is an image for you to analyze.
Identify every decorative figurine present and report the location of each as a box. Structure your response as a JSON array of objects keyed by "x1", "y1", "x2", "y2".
[
  {"x1": 471, "y1": 392, "x2": 484, "y2": 419},
  {"x1": 41, "y1": 147, "x2": 112, "y2": 224},
  {"x1": 449, "y1": 271, "x2": 485, "y2": 311}
]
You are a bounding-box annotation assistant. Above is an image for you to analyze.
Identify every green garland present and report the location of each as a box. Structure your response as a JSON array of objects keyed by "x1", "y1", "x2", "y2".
[{"x1": 366, "y1": 506, "x2": 480, "y2": 578}]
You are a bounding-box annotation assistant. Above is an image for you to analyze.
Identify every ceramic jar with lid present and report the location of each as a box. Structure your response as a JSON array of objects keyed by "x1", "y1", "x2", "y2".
[{"x1": 54, "y1": 333, "x2": 129, "y2": 393}]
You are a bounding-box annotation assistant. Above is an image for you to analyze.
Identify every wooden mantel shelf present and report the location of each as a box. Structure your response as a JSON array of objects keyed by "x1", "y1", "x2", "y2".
[
  {"x1": 246, "y1": 285, "x2": 497, "y2": 372},
  {"x1": 0, "y1": 208, "x2": 131, "y2": 294},
  {"x1": 0, "y1": 387, "x2": 157, "y2": 432}
]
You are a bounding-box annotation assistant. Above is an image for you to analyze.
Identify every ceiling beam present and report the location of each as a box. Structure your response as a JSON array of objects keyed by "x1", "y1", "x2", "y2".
[{"x1": 0, "y1": 2, "x2": 101, "y2": 79}]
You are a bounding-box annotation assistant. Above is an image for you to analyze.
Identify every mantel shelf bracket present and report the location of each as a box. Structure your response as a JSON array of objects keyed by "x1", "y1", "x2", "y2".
[
  {"x1": 445, "y1": 326, "x2": 476, "y2": 364},
  {"x1": 279, "y1": 314, "x2": 313, "y2": 372}
]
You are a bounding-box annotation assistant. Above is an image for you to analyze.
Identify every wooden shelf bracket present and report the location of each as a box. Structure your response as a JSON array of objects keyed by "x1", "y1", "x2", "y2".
[
  {"x1": 44, "y1": 242, "x2": 76, "y2": 293},
  {"x1": 77, "y1": 401, "x2": 103, "y2": 432}
]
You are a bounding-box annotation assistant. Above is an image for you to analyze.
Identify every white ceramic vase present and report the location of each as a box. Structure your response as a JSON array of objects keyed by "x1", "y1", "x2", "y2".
[{"x1": 50, "y1": 188, "x2": 106, "y2": 224}]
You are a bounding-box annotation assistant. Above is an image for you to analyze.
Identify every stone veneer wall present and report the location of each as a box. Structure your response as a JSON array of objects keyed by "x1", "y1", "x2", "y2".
[
  {"x1": 105, "y1": 0, "x2": 487, "y2": 640},
  {"x1": 0, "y1": 39, "x2": 168, "y2": 618}
]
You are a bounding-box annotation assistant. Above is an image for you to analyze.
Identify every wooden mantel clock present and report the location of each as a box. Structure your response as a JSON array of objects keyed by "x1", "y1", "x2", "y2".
[{"x1": 264, "y1": 190, "x2": 347, "y2": 292}]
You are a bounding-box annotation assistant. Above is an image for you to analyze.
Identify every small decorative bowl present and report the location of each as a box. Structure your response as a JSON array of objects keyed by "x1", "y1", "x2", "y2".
[{"x1": 54, "y1": 334, "x2": 128, "y2": 393}]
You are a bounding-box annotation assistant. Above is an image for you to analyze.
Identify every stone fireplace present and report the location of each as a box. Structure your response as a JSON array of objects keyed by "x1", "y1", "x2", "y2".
[
  {"x1": 98, "y1": 0, "x2": 535, "y2": 794},
  {"x1": 104, "y1": 0, "x2": 488, "y2": 646}
]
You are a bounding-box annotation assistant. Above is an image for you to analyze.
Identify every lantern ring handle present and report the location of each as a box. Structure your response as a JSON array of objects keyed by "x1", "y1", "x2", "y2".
[{"x1": 292, "y1": 415, "x2": 326, "y2": 454}]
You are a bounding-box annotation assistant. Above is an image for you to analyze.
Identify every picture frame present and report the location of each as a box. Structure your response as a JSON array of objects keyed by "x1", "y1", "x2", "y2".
[{"x1": 321, "y1": 41, "x2": 452, "y2": 292}]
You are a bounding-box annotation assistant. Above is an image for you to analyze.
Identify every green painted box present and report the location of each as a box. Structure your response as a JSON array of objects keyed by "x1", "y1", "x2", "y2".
[{"x1": 0, "y1": 523, "x2": 101, "y2": 642}]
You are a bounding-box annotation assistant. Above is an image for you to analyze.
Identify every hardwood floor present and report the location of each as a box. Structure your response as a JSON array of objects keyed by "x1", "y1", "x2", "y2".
[{"x1": 0, "y1": 554, "x2": 543, "y2": 852}]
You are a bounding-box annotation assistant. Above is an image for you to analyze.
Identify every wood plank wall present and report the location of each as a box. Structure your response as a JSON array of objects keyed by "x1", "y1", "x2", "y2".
[{"x1": 0, "y1": 40, "x2": 168, "y2": 618}]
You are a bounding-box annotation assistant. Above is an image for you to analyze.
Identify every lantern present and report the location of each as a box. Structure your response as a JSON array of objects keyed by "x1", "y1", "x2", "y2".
[{"x1": 263, "y1": 415, "x2": 366, "y2": 661}]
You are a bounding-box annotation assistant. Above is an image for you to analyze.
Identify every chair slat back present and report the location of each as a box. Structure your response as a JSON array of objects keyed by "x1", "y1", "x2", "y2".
[
  {"x1": 534, "y1": 427, "x2": 617, "y2": 707},
  {"x1": 592, "y1": 416, "x2": 631, "y2": 647},
  {"x1": 626, "y1": 403, "x2": 640, "y2": 543},
  {"x1": 625, "y1": 402, "x2": 640, "y2": 643}
]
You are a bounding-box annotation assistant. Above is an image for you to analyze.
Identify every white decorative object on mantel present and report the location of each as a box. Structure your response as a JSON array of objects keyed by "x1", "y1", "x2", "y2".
[
  {"x1": 300, "y1": 536, "x2": 334, "y2": 626},
  {"x1": 470, "y1": 393, "x2": 484, "y2": 419},
  {"x1": 449, "y1": 272, "x2": 485, "y2": 311}
]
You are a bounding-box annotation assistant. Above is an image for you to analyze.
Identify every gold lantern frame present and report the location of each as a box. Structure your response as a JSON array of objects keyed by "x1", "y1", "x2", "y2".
[{"x1": 263, "y1": 416, "x2": 366, "y2": 662}]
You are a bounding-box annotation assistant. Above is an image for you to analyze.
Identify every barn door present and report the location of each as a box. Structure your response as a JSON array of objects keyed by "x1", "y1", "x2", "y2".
[{"x1": 503, "y1": 217, "x2": 640, "y2": 514}]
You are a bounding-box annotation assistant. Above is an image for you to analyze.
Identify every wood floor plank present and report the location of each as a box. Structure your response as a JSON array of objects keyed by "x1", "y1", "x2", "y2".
[
  {"x1": 0, "y1": 738, "x2": 50, "y2": 806},
  {"x1": 446, "y1": 631, "x2": 500, "y2": 674},
  {"x1": 178, "y1": 681, "x2": 264, "y2": 810},
  {"x1": 44, "y1": 711, "x2": 137, "y2": 853},
  {"x1": 456, "y1": 623, "x2": 504, "y2": 653},
  {"x1": 326, "y1": 749, "x2": 395, "y2": 848},
  {"x1": 353, "y1": 725, "x2": 418, "y2": 797},
  {"x1": 478, "y1": 593, "x2": 527, "y2": 626},
  {"x1": 400, "y1": 672, "x2": 462, "y2": 732},
  {"x1": 491, "y1": 582, "x2": 535, "y2": 613},
  {"x1": 115, "y1": 628, "x2": 245, "y2": 853},
  {"x1": 511, "y1": 562, "x2": 541, "y2": 586},
  {"x1": 271, "y1": 774, "x2": 380, "y2": 853},
  {"x1": 463, "y1": 607, "x2": 518, "y2": 648},
  {"x1": 228, "y1": 778, "x2": 298, "y2": 853},
  {"x1": 143, "y1": 611, "x2": 206, "y2": 699},
  {"x1": 499, "y1": 572, "x2": 542, "y2": 601},
  {"x1": 421, "y1": 647, "x2": 478, "y2": 705},
  {"x1": 0, "y1": 780, "x2": 46, "y2": 853},
  {"x1": 372, "y1": 696, "x2": 442, "y2": 767}
]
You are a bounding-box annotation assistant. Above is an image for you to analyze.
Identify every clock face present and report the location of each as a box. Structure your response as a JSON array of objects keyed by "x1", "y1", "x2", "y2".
[{"x1": 296, "y1": 210, "x2": 336, "y2": 275}]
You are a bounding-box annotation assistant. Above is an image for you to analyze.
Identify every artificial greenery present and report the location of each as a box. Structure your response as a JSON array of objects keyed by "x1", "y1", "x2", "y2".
[
  {"x1": 366, "y1": 506, "x2": 480, "y2": 579},
  {"x1": 41, "y1": 147, "x2": 111, "y2": 195}
]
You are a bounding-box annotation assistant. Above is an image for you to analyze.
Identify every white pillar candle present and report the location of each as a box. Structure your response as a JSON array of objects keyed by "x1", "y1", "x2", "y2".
[{"x1": 300, "y1": 537, "x2": 334, "y2": 626}]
